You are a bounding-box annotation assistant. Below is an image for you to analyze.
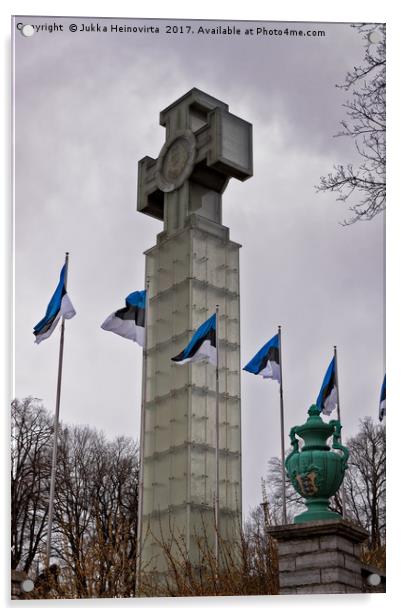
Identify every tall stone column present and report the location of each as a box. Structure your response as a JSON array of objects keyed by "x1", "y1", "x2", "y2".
[{"x1": 136, "y1": 89, "x2": 253, "y2": 576}]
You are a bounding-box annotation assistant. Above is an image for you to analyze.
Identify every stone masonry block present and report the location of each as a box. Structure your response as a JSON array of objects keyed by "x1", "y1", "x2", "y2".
[
  {"x1": 281, "y1": 569, "x2": 321, "y2": 587},
  {"x1": 296, "y1": 551, "x2": 344, "y2": 569},
  {"x1": 279, "y1": 587, "x2": 298, "y2": 595},
  {"x1": 344, "y1": 554, "x2": 362, "y2": 573},
  {"x1": 353, "y1": 544, "x2": 362, "y2": 558},
  {"x1": 279, "y1": 557, "x2": 296, "y2": 572},
  {"x1": 278, "y1": 538, "x2": 320, "y2": 556},
  {"x1": 297, "y1": 583, "x2": 346, "y2": 594},
  {"x1": 319, "y1": 535, "x2": 355, "y2": 555},
  {"x1": 321, "y1": 567, "x2": 361, "y2": 588},
  {"x1": 344, "y1": 585, "x2": 363, "y2": 594}
]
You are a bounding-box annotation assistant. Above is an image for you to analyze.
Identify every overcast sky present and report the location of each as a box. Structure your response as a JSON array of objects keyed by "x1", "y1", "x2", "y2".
[{"x1": 13, "y1": 15, "x2": 385, "y2": 517}]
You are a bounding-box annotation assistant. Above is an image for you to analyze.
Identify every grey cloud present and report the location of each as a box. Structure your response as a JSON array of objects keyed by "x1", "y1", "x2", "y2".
[{"x1": 14, "y1": 16, "x2": 384, "y2": 515}]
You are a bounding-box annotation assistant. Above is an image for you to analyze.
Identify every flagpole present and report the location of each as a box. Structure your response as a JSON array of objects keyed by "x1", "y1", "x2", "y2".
[
  {"x1": 45, "y1": 252, "x2": 69, "y2": 569},
  {"x1": 215, "y1": 305, "x2": 220, "y2": 568},
  {"x1": 278, "y1": 326, "x2": 288, "y2": 525},
  {"x1": 135, "y1": 279, "x2": 150, "y2": 596},
  {"x1": 334, "y1": 346, "x2": 347, "y2": 518}
]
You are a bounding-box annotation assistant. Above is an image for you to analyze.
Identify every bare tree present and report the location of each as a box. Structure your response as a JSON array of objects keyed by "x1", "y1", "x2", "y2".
[
  {"x1": 51, "y1": 424, "x2": 97, "y2": 597},
  {"x1": 316, "y1": 23, "x2": 385, "y2": 224},
  {"x1": 50, "y1": 424, "x2": 139, "y2": 598},
  {"x1": 43, "y1": 425, "x2": 138, "y2": 598},
  {"x1": 11, "y1": 398, "x2": 139, "y2": 598},
  {"x1": 86, "y1": 435, "x2": 139, "y2": 597},
  {"x1": 11, "y1": 398, "x2": 52, "y2": 572},
  {"x1": 343, "y1": 417, "x2": 385, "y2": 550},
  {"x1": 261, "y1": 458, "x2": 304, "y2": 525}
]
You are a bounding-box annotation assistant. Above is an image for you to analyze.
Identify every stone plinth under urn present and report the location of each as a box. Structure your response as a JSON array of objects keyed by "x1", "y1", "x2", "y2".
[{"x1": 268, "y1": 519, "x2": 369, "y2": 594}]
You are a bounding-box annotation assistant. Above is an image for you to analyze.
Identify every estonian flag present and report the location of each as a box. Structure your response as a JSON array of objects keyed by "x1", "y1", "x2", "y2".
[
  {"x1": 243, "y1": 334, "x2": 280, "y2": 382},
  {"x1": 171, "y1": 313, "x2": 216, "y2": 366},
  {"x1": 316, "y1": 356, "x2": 338, "y2": 415},
  {"x1": 33, "y1": 264, "x2": 76, "y2": 344},
  {"x1": 101, "y1": 290, "x2": 146, "y2": 346},
  {"x1": 379, "y1": 374, "x2": 386, "y2": 421}
]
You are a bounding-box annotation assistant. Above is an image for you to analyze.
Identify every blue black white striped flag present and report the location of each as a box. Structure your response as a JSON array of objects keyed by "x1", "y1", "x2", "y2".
[
  {"x1": 316, "y1": 356, "x2": 338, "y2": 416},
  {"x1": 33, "y1": 264, "x2": 76, "y2": 344},
  {"x1": 243, "y1": 334, "x2": 280, "y2": 382},
  {"x1": 171, "y1": 313, "x2": 216, "y2": 366},
  {"x1": 101, "y1": 290, "x2": 146, "y2": 346},
  {"x1": 379, "y1": 374, "x2": 386, "y2": 421}
]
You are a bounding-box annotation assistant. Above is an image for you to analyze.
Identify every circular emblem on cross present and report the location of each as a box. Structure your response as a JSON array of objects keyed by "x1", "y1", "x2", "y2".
[{"x1": 155, "y1": 130, "x2": 197, "y2": 192}]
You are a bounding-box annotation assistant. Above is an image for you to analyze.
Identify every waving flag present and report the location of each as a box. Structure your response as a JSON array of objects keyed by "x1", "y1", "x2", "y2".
[
  {"x1": 101, "y1": 290, "x2": 146, "y2": 346},
  {"x1": 316, "y1": 356, "x2": 338, "y2": 415},
  {"x1": 33, "y1": 264, "x2": 76, "y2": 344},
  {"x1": 379, "y1": 374, "x2": 386, "y2": 421},
  {"x1": 243, "y1": 328, "x2": 289, "y2": 523},
  {"x1": 243, "y1": 334, "x2": 280, "y2": 382},
  {"x1": 171, "y1": 313, "x2": 216, "y2": 366}
]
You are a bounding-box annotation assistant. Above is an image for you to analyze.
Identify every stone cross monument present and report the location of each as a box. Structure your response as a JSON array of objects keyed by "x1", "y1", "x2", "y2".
[{"x1": 137, "y1": 88, "x2": 252, "y2": 579}]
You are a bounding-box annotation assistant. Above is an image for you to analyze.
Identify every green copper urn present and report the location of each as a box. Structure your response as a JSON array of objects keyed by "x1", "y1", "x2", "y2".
[{"x1": 285, "y1": 405, "x2": 349, "y2": 523}]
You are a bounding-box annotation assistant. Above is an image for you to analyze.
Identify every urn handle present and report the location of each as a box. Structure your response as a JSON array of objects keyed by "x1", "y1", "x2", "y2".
[
  {"x1": 329, "y1": 419, "x2": 349, "y2": 470},
  {"x1": 285, "y1": 426, "x2": 300, "y2": 469}
]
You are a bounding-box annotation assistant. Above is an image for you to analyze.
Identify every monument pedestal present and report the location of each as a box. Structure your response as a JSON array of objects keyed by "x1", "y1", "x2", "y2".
[{"x1": 268, "y1": 519, "x2": 369, "y2": 594}]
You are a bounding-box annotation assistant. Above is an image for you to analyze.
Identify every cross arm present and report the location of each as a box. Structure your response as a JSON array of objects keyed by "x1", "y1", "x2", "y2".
[{"x1": 137, "y1": 156, "x2": 164, "y2": 221}]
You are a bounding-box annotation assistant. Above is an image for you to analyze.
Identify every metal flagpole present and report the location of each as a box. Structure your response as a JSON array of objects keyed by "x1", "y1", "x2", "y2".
[
  {"x1": 45, "y1": 252, "x2": 69, "y2": 569},
  {"x1": 278, "y1": 326, "x2": 288, "y2": 525},
  {"x1": 214, "y1": 305, "x2": 220, "y2": 567},
  {"x1": 334, "y1": 346, "x2": 347, "y2": 518},
  {"x1": 135, "y1": 278, "x2": 150, "y2": 596}
]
